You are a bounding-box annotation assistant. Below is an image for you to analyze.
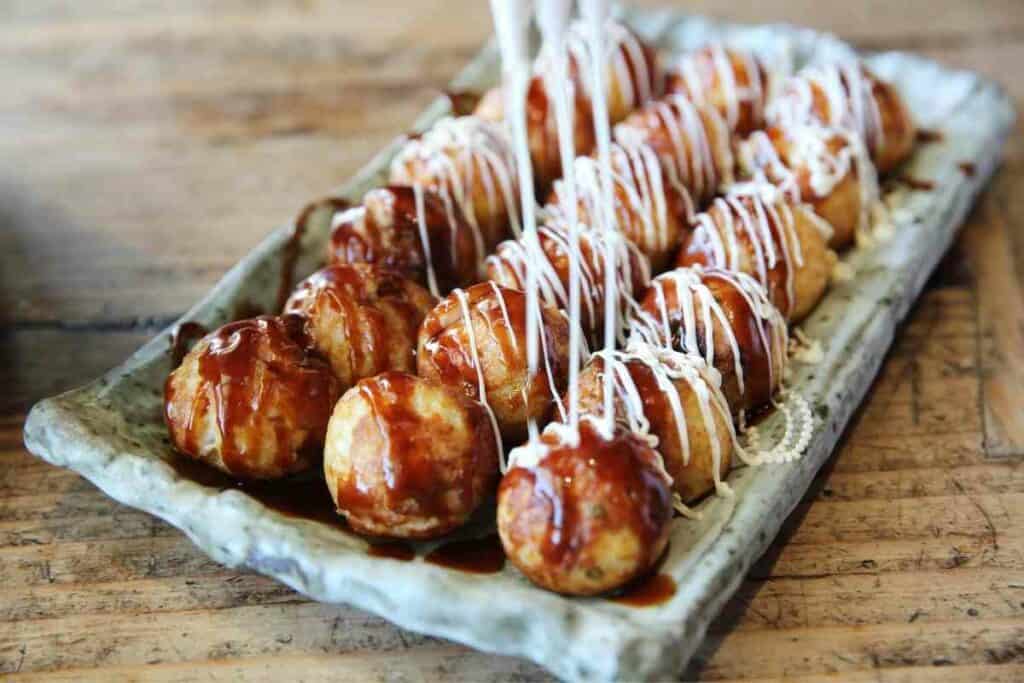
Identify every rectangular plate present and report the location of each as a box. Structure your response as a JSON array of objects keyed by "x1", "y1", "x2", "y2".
[{"x1": 23, "y1": 6, "x2": 1015, "y2": 681}]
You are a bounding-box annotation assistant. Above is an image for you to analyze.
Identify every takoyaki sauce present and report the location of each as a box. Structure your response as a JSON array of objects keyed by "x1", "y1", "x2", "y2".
[
  {"x1": 168, "y1": 321, "x2": 209, "y2": 367},
  {"x1": 335, "y1": 372, "x2": 480, "y2": 520},
  {"x1": 705, "y1": 270, "x2": 774, "y2": 407},
  {"x1": 425, "y1": 534, "x2": 505, "y2": 574},
  {"x1": 916, "y1": 129, "x2": 943, "y2": 144},
  {"x1": 958, "y1": 162, "x2": 976, "y2": 177},
  {"x1": 368, "y1": 542, "x2": 416, "y2": 561},
  {"x1": 611, "y1": 573, "x2": 677, "y2": 607},
  {"x1": 168, "y1": 316, "x2": 338, "y2": 474},
  {"x1": 164, "y1": 455, "x2": 346, "y2": 530}
]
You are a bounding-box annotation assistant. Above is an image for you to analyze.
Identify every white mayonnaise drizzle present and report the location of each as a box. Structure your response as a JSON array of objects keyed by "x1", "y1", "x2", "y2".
[
  {"x1": 552, "y1": 138, "x2": 688, "y2": 260},
  {"x1": 739, "y1": 123, "x2": 880, "y2": 239},
  {"x1": 686, "y1": 186, "x2": 807, "y2": 318},
  {"x1": 673, "y1": 43, "x2": 767, "y2": 132},
  {"x1": 536, "y1": 16, "x2": 660, "y2": 121},
  {"x1": 767, "y1": 61, "x2": 885, "y2": 162},
  {"x1": 629, "y1": 265, "x2": 788, "y2": 400},
  {"x1": 536, "y1": 0, "x2": 585, "y2": 435},
  {"x1": 615, "y1": 94, "x2": 734, "y2": 209},
  {"x1": 580, "y1": 0, "x2": 619, "y2": 435},
  {"x1": 451, "y1": 286, "x2": 506, "y2": 467},
  {"x1": 486, "y1": 221, "x2": 651, "y2": 341},
  {"x1": 390, "y1": 115, "x2": 523, "y2": 254},
  {"x1": 489, "y1": 0, "x2": 547, "y2": 442},
  {"x1": 410, "y1": 183, "x2": 441, "y2": 298},
  {"x1": 592, "y1": 342, "x2": 744, "y2": 500}
]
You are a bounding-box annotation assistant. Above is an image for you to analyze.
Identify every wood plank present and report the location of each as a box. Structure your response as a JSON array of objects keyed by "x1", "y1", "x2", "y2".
[
  {"x1": 0, "y1": 330, "x2": 154, "y2": 414},
  {"x1": 688, "y1": 617, "x2": 1024, "y2": 680},
  {"x1": 5, "y1": 651, "x2": 545, "y2": 683}
]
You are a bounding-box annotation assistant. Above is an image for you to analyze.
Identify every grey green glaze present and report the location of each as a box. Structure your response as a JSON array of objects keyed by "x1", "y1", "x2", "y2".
[{"x1": 23, "y1": 7, "x2": 1015, "y2": 681}]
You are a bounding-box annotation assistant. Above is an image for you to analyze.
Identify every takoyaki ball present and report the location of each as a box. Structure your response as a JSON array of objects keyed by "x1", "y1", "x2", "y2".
[
  {"x1": 164, "y1": 316, "x2": 341, "y2": 479},
  {"x1": 417, "y1": 282, "x2": 571, "y2": 443},
  {"x1": 327, "y1": 185, "x2": 482, "y2": 294},
  {"x1": 324, "y1": 372, "x2": 499, "y2": 539},
  {"x1": 498, "y1": 417, "x2": 673, "y2": 595},
  {"x1": 666, "y1": 44, "x2": 771, "y2": 135},
  {"x1": 485, "y1": 220, "x2": 650, "y2": 341},
  {"x1": 284, "y1": 264, "x2": 435, "y2": 389},
  {"x1": 739, "y1": 125, "x2": 876, "y2": 249},
  {"x1": 570, "y1": 18, "x2": 664, "y2": 124},
  {"x1": 475, "y1": 75, "x2": 596, "y2": 194},
  {"x1": 547, "y1": 139, "x2": 693, "y2": 271},
  {"x1": 868, "y1": 72, "x2": 916, "y2": 174},
  {"x1": 767, "y1": 62, "x2": 916, "y2": 175},
  {"x1": 615, "y1": 96, "x2": 734, "y2": 208},
  {"x1": 676, "y1": 188, "x2": 835, "y2": 322},
  {"x1": 389, "y1": 116, "x2": 521, "y2": 248},
  {"x1": 574, "y1": 345, "x2": 733, "y2": 503},
  {"x1": 633, "y1": 267, "x2": 788, "y2": 414}
]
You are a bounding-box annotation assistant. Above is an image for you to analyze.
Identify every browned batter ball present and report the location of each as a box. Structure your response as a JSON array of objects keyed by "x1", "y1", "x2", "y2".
[
  {"x1": 324, "y1": 372, "x2": 500, "y2": 539},
  {"x1": 666, "y1": 45, "x2": 772, "y2": 135},
  {"x1": 284, "y1": 264, "x2": 435, "y2": 390},
  {"x1": 498, "y1": 417, "x2": 673, "y2": 595},
  {"x1": 164, "y1": 315, "x2": 341, "y2": 479},
  {"x1": 417, "y1": 282, "x2": 572, "y2": 444},
  {"x1": 327, "y1": 185, "x2": 483, "y2": 293},
  {"x1": 676, "y1": 189, "x2": 835, "y2": 322},
  {"x1": 573, "y1": 348, "x2": 734, "y2": 503}
]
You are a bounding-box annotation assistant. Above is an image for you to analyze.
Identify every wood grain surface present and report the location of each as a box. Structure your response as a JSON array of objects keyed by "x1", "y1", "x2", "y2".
[{"x1": 2, "y1": 1, "x2": 1023, "y2": 680}]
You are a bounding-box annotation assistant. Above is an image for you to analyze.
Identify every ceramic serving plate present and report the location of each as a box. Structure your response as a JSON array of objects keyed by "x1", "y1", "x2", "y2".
[{"x1": 23, "y1": 6, "x2": 1015, "y2": 681}]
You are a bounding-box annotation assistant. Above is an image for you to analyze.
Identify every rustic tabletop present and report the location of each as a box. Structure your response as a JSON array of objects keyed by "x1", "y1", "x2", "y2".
[{"x1": 2, "y1": 1, "x2": 1023, "y2": 680}]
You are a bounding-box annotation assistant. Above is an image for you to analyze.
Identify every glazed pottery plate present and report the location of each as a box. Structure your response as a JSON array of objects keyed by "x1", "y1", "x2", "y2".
[{"x1": 23, "y1": 6, "x2": 1015, "y2": 681}]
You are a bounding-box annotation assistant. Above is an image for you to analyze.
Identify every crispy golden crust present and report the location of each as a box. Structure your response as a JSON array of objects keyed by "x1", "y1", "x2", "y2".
[
  {"x1": 666, "y1": 45, "x2": 770, "y2": 135},
  {"x1": 676, "y1": 194, "x2": 835, "y2": 323},
  {"x1": 324, "y1": 372, "x2": 499, "y2": 539},
  {"x1": 284, "y1": 264, "x2": 435, "y2": 390},
  {"x1": 327, "y1": 186, "x2": 483, "y2": 293},
  {"x1": 417, "y1": 283, "x2": 571, "y2": 443},
  {"x1": 164, "y1": 316, "x2": 341, "y2": 480},
  {"x1": 638, "y1": 268, "x2": 787, "y2": 414},
  {"x1": 498, "y1": 419, "x2": 672, "y2": 595},
  {"x1": 574, "y1": 356, "x2": 732, "y2": 503}
]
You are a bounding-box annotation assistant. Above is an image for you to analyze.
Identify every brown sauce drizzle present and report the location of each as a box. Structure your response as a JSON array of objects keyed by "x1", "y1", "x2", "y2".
[
  {"x1": 519, "y1": 420, "x2": 672, "y2": 569},
  {"x1": 705, "y1": 270, "x2": 772, "y2": 406},
  {"x1": 168, "y1": 316, "x2": 338, "y2": 476},
  {"x1": 610, "y1": 573, "x2": 677, "y2": 607},
  {"x1": 958, "y1": 162, "x2": 977, "y2": 177},
  {"x1": 165, "y1": 455, "x2": 346, "y2": 530},
  {"x1": 328, "y1": 186, "x2": 476, "y2": 294},
  {"x1": 368, "y1": 542, "x2": 416, "y2": 561},
  {"x1": 425, "y1": 534, "x2": 506, "y2": 574},
  {"x1": 916, "y1": 128, "x2": 943, "y2": 144},
  {"x1": 168, "y1": 322, "x2": 209, "y2": 367},
  {"x1": 333, "y1": 372, "x2": 475, "y2": 521}
]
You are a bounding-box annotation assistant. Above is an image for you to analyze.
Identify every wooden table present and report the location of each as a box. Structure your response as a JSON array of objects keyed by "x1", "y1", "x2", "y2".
[{"x1": 2, "y1": 1, "x2": 1023, "y2": 680}]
